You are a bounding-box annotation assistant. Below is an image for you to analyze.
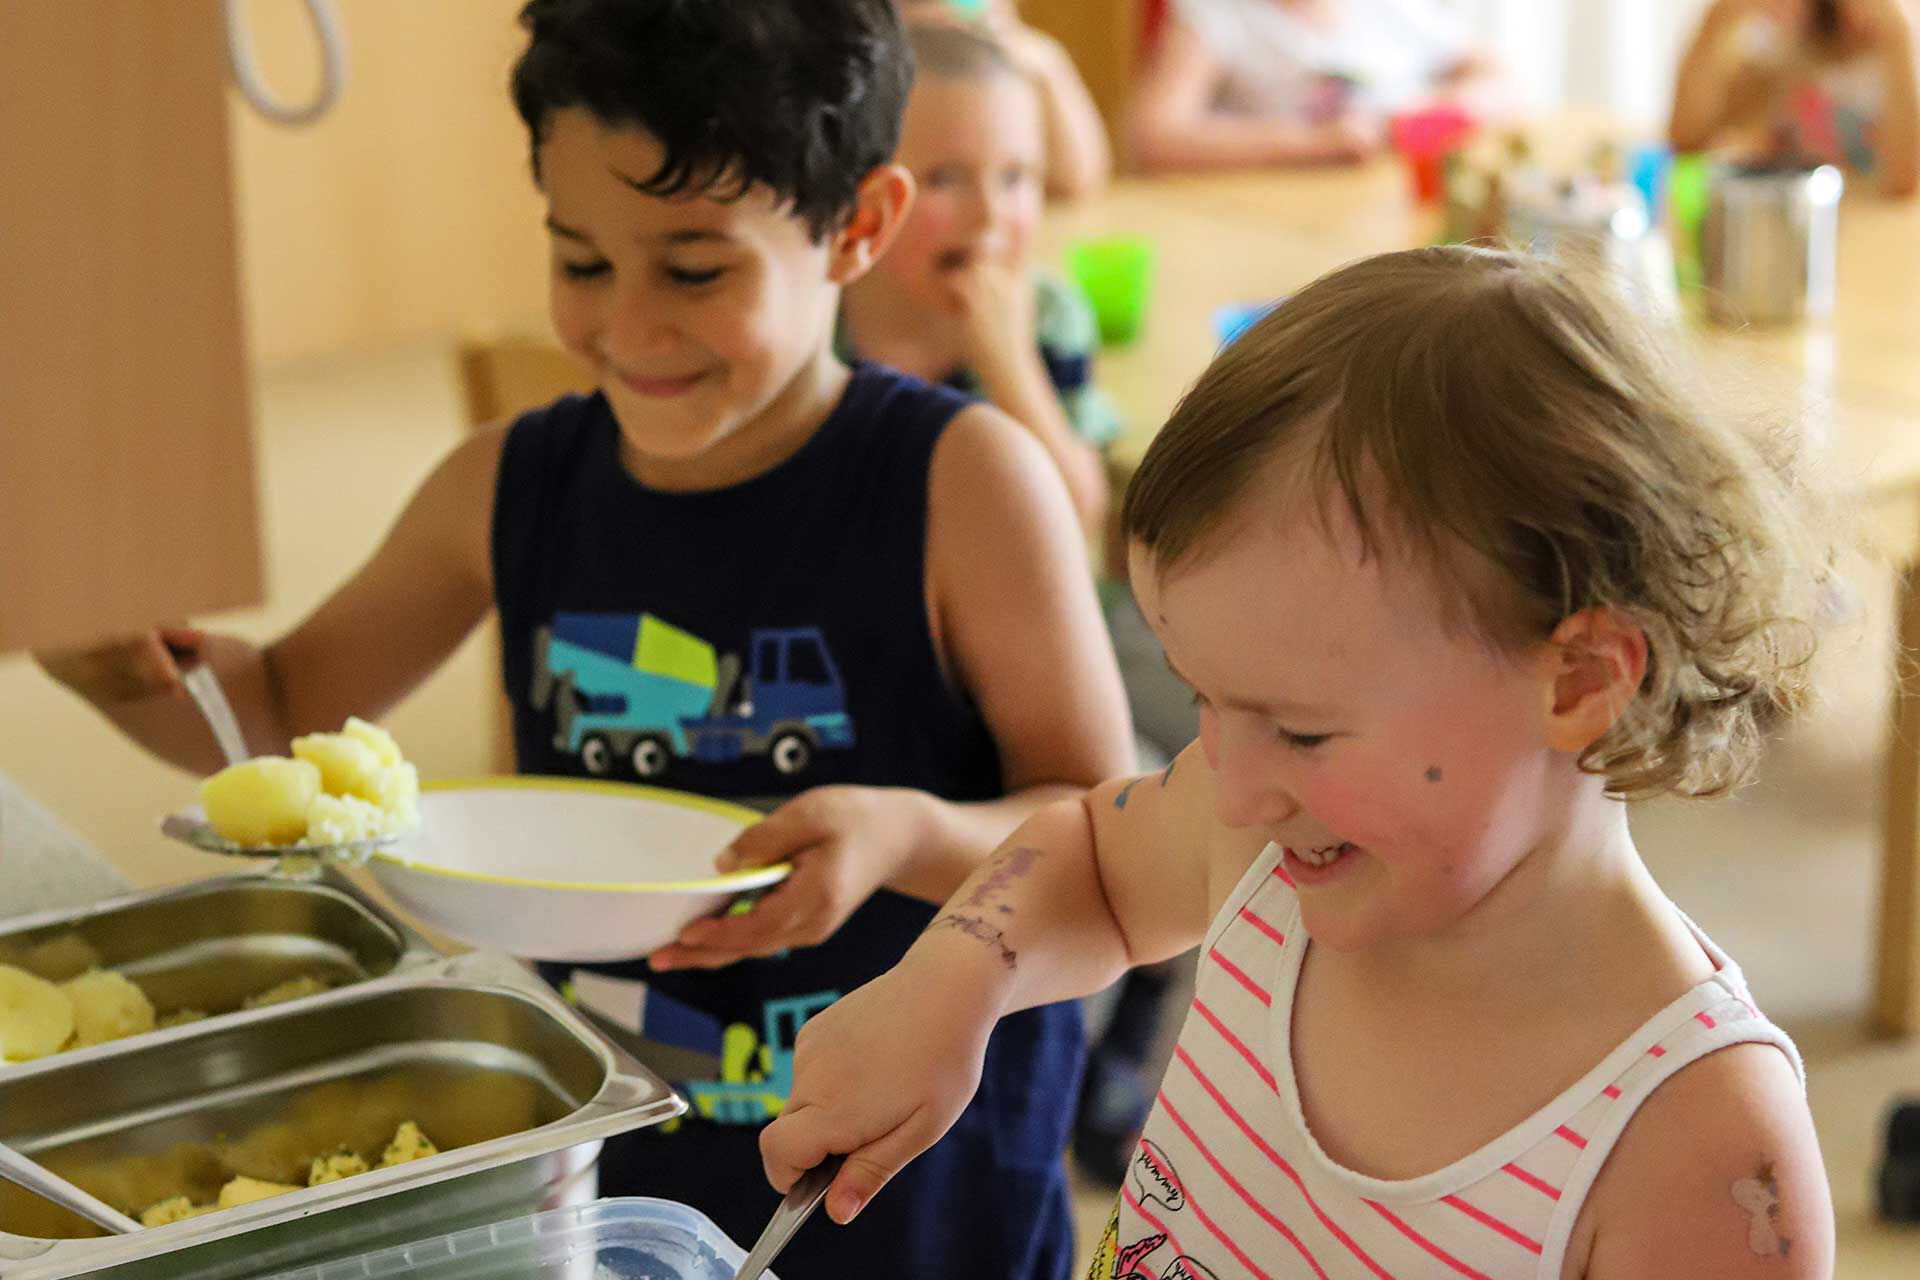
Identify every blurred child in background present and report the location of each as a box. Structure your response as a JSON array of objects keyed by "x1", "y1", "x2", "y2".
[
  {"x1": 1670, "y1": 0, "x2": 1919, "y2": 195},
  {"x1": 1125, "y1": 0, "x2": 1505, "y2": 174},
  {"x1": 841, "y1": 20, "x2": 1117, "y2": 538},
  {"x1": 903, "y1": 0, "x2": 1112, "y2": 199},
  {"x1": 845, "y1": 18, "x2": 1194, "y2": 1188}
]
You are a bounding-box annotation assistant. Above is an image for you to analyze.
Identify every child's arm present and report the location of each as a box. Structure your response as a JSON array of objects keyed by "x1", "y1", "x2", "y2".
[
  {"x1": 1670, "y1": 1, "x2": 1783, "y2": 152},
  {"x1": 645, "y1": 404, "x2": 1134, "y2": 970},
  {"x1": 760, "y1": 740, "x2": 1263, "y2": 1223},
  {"x1": 1123, "y1": 18, "x2": 1377, "y2": 174},
  {"x1": 1578, "y1": 1044, "x2": 1834, "y2": 1276},
  {"x1": 949, "y1": 262, "x2": 1109, "y2": 538},
  {"x1": 35, "y1": 428, "x2": 505, "y2": 773}
]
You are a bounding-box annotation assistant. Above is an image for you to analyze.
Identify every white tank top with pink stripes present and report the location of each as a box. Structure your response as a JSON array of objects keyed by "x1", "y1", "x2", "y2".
[{"x1": 1104, "y1": 842, "x2": 1802, "y2": 1280}]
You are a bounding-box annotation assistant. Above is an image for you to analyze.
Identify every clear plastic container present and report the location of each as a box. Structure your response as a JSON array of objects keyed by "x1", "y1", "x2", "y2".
[{"x1": 250, "y1": 1197, "x2": 770, "y2": 1280}]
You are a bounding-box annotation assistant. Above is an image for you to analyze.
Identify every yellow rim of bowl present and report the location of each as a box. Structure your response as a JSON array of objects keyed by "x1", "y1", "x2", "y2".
[{"x1": 367, "y1": 775, "x2": 788, "y2": 893}]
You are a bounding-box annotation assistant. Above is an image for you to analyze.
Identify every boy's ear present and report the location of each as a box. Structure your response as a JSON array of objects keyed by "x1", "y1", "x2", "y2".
[
  {"x1": 1537, "y1": 607, "x2": 1648, "y2": 755},
  {"x1": 826, "y1": 163, "x2": 915, "y2": 285}
]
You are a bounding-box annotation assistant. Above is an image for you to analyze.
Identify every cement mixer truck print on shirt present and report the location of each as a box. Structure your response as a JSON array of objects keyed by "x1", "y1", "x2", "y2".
[{"x1": 532, "y1": 612, "x2": 854, "y2": 782}]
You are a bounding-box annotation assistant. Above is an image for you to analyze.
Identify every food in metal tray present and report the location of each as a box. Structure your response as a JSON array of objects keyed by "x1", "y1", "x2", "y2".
[
  {"x1": 61, "y1": 969, "x2": 155, "y2": 1048},
  {"x1": 199, "y1": 717, "x2": 420, "y2": 849},
  {"x1": 242, "y1": 974, "x2": 331, "y2": 1010},
  {"x1": 1, "y1": 964, "x2": 333, "y2": 1063},
  {"x1": 0, "y1": 965, "x2": 74, "y2": 1062},
  {"x1": 136, "y1": 1120, "x2": 439, "y2": 1227}
]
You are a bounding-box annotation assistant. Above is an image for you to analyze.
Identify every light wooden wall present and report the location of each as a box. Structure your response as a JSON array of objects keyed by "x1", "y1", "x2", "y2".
[
  {"x1": 228, "y1": 0, "x2": 551, "y2": 367},
  {"x1": 1020, "y1": 0, "x2": 1141, "y2": 144},
  {"x1": 0, "y1": 0, "x2": 264, "y2": 653}
]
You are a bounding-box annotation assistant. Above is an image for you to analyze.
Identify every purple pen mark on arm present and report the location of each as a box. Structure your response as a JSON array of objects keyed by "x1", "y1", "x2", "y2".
[
  {"x1": 961, "y1": 845, "x2": 1042, "y2": 910},
  {"x1": 929, "y1": 913, "x2": 1018, "y2": 968}
]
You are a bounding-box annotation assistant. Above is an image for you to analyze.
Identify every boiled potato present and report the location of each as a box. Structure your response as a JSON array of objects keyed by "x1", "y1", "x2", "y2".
[
  {"x1": 379, "y1": 1120, "x2": 438, "y2": 1167},
  {"x1": 242, "y1": 974, "x2": 329, "y2": 1010},
  {"x1": 367, "y1": 760, "x2": 420, "y2": 830},
  {"x1": 290, "y1": 733, "x2": 384, "y2": 803},
  {"x1": 342, "y1": 716, "x2": 403, "y2": 768},
  {"x1": 216, "y1": 1175, "x2": 300, "y2": 1209},
  {"x1": 63, "y1": 969, "x2": 156, "y2": 1047},
  {"x1": 307, "y1": 1149, "x2": 369, "y2": 1185},
  {"x1": 304, "y1": 793, "x2": 384, "y2": 846},
  {"x1": 140, "y1": 1195, "x2": 214, "y2": 1228},
  {"x1": 200, "y1": 758, "x2": 321, "y2": 847},
  {"x1": 0, "y1": 964, "x2": 74, "y2": 1062}
]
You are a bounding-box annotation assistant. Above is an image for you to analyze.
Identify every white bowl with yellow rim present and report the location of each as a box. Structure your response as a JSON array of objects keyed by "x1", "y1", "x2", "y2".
[{"x1": 366, "y1": 777, "x2": 785, "y2": 962}]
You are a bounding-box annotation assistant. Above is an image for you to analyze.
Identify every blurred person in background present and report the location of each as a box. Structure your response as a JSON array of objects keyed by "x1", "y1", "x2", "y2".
[
  {"x1": 902, "y1": 0, "x2": 1113, "y2": 197},
  {"x1": 1125, "y1": 0, "x2": 1506, "y2": 173},
  {"x1": 1671, "y1": 0, "x2": 1919, "y2": 195}
]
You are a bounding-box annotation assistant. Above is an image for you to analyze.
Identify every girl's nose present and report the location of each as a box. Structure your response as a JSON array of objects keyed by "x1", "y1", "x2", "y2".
[{"x1": 1205, "y1": 718, "x2": 1299, "y2": 831}]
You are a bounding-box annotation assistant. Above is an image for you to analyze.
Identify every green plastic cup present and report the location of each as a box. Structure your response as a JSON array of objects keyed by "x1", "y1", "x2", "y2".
[
  {"x1": 1067, "y1": 236, "x2": 1155, "y2": 347},
  {"x1": 1668, "y1": 152, "x2": 1712, "y2": 292}
]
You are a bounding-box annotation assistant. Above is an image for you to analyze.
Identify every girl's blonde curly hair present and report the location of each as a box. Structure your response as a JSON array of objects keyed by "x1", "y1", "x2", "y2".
[{"x1": 1123, "y1": 245, "x2": 1829, "y2": 800}]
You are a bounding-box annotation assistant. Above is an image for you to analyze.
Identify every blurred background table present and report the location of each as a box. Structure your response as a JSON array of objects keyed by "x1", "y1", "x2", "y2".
[{"x1": 1041, "y1": 162, "x2": 1920, "y2": 1036}]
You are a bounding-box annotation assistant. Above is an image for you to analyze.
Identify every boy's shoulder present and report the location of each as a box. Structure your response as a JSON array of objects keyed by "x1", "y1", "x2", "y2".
[{"x1": 1579, "y1": 1040, "x2": 1832, "y2": 1277}]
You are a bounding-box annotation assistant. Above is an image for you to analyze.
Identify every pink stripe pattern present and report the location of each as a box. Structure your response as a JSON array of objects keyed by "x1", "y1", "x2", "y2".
[
  {"x1": 1208, "y1": 946, "x2": 1272, "y2": 1006},
  {"x1": 1111, "y1": 845, "x2": 1791, "y2": 1278},
  {"x1": 1440, "y1": 1195, "x2": 1543, "y2": 1255},
  {"x1": 1238, "y1": 906, "x2": 1287, "y2": 947},
  {"x1": 1501, "y1": 1162, "x2": 1561, "y2": 1201}
]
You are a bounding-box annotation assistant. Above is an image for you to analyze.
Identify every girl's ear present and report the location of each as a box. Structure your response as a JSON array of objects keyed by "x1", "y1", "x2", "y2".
[
  {"x1": 826, "y1": 164, "x2": 915, "y2": 285},
  {"x1": 1537, "y1": 607, "x2": 1648, "y2": 755}
]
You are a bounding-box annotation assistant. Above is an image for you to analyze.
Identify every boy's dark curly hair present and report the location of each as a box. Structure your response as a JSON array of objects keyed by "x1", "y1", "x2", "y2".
[{"x1": 511, "y1": 0, "x2": 912, "y2": 240}]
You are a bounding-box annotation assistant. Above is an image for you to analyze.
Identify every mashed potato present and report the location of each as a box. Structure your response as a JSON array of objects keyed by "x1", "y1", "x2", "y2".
[
  {"x1": 138, "y1": 1121, "x2": 438, "y2": 1226},
  {"x1": 199, "y1": 717, "x2": 419, "y2": 850}
]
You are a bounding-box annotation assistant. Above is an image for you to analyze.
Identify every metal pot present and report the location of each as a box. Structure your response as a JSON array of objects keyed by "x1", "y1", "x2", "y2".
[
  {"x1": 0, "y1": 950, "x2": 683, "y2": 1279},
  {"x1": 1703, "y1": 163, "x2": 1844, "y2": 325}
]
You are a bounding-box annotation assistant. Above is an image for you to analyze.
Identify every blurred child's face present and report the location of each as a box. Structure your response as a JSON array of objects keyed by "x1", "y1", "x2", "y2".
[
  {"x1": 539, "y1": 109, "x2": 848, "y2": 476},
  {"x1": 874, "y1": 70, "x2": 1044, "y2": 310},
  {"x1": 1133, "y1": 487, "x2": 1568, "y2": 955}
]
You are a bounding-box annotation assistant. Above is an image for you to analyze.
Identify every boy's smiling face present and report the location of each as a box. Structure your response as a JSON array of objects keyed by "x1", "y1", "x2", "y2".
[
  {"x1": 540, "y1": 109, "x2": 874, "y2": 487},
  {"x1": 875, "y1": 71, "x2": 1044, "y2": 311}
]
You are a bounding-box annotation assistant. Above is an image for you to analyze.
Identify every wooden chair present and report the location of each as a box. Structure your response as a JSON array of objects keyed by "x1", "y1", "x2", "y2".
[{"x1": 455, "y1": 336, "x2": 595, "y2": 774}]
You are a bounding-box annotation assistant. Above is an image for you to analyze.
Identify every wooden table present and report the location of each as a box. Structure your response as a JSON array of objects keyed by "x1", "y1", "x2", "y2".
[{"x1": 1042, "y1": 164, "x2": 1920, "y2": 1036}]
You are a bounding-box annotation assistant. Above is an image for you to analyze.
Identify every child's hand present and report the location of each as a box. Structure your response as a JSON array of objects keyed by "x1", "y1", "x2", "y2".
[
  {"x1": 949, "y1": 256, "x2": 1036, "y2": 375},
  {"x1": 759, "y1": 964, "x2": 994, "y2": 1223},
  {"x1": 35, "y1": 625, "x2": 206, "y2": 704},
  {"x1": 647, "y1": 785, "x2": 931, "y2": 971}
]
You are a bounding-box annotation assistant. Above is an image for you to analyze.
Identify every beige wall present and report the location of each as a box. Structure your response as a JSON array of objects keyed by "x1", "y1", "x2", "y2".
[
  {"x1": 230, "y1": 0, "x2": 551, "y2": 367},
  {"x1": 0, "y1": 346, "x2": 499, "y2": 892}
]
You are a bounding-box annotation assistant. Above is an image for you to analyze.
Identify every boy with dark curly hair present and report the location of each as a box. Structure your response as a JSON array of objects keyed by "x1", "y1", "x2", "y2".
[{"x1": 39, "y1": 3, "x2": 1133, "y2": 1274}]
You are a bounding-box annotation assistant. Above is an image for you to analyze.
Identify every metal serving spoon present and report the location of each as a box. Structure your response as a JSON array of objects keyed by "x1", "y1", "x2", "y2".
[
  {"x1": 731, "y1": 1155, "x2": 844, "y2": 1280},
  {"x1": 0, "y1": 1140, "x2": 140, "y2": 1234}
]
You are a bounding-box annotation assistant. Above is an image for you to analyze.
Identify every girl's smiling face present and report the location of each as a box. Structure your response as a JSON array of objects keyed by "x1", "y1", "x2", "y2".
[
  {"x1": 874, "y1": 71, "x2": 1044, "y2": 310},
  {"x1": 539, "y1": 109, "x2": 857, "y2": 487},
  {"x1": 1133, "y1": 488, "x2": 1569, "y2": 954}
]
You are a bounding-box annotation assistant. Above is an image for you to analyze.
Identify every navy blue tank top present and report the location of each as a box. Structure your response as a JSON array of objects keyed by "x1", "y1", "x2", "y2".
[{"x1": 492, "y1": 364, "x2": 1081, "y2": 1280}]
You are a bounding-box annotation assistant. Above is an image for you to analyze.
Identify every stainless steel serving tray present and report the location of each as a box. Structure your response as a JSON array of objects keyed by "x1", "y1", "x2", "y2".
[
  {"x1": 0, "y1": 871, "x2": 438, "y2": 1028},
  {"x1": 0, "y1": 951, "x2": 685, "y2": 1280}
]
